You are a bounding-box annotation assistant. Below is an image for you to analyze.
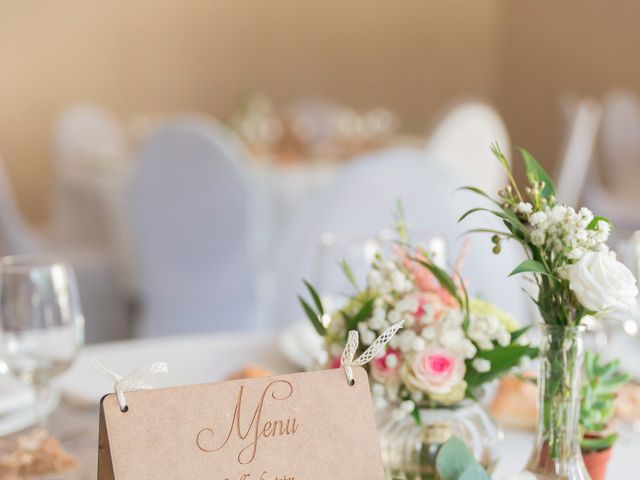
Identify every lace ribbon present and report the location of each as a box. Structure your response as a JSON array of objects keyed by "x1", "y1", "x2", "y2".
[
  {"x1": 93, "y1": 359, "x2": 168, "y2": 412},
  {"x1": 340, "y1": 320, "x2": 403, "y2": 385}
]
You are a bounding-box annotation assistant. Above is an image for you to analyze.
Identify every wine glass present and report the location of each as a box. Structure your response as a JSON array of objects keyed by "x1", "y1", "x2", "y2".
[{"x1": 0, "y1": 255, "x2": 85, "y2": 432}]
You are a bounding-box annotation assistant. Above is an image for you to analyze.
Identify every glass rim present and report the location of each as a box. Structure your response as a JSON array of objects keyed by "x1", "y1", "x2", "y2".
[{"x1": 0, "y1": 254, "x2": 71, "y2": 273}]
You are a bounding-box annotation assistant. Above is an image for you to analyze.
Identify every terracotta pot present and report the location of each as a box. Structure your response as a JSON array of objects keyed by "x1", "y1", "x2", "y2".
[{"x1": 582, "y1": 447, "x2": 613, "y2": 480}]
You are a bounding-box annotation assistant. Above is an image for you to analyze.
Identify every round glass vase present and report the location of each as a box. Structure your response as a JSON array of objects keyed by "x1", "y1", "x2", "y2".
[
  {"x1": 378, "y1": 400, "x2": 500, "y2": 480},
  {"x1": 523, "y1": 324, "x2": 590, "y2": 480}
]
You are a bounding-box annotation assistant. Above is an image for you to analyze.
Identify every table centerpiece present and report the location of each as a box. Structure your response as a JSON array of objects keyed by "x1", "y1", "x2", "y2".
[{"x1": 299, "y1": 207, "x2": 536, "y2": 479}]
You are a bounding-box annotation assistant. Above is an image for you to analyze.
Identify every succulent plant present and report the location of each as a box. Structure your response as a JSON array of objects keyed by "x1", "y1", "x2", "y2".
[{"x1": 580, "y1": 351, "x2": 632, "y2": 453}]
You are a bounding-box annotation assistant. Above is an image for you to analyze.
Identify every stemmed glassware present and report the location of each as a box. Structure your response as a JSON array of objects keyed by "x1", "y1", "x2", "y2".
[{"x1": 0, "y1": 255, "x2": 85, "y2": 433}]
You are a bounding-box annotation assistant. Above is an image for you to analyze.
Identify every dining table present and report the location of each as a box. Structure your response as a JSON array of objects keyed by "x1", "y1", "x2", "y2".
[{"x1": 5, "y1": 331, "x2": 638, "y2": 479}]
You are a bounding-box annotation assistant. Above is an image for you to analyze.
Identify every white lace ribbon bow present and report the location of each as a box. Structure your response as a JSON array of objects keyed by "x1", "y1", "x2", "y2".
[
  {"x1": 93, "y1": 359, "x2": 168, "y2": 411},
  {"x1": 340, "y1": 320, "x2": 403, "y2": 385}
]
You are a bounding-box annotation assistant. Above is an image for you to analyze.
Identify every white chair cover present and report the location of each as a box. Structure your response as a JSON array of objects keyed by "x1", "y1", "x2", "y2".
[
  {"x1": 555, "y1": 98, "x2": 602, "y2": 206},
  {"x1": 427, "y1": 101, "x2": 510, "y2": 194},
  {"x1": 599, "y1": 90, "x2": 640, "y2": 188},
  {"x1": 52, "y1": 102, "x2": 126, "y2": 173},
  {"x1": 584, "y1": 90, "x2": 640, "y2": 230},
  {"x1": 51, "y1": 102, "x2": 127, "y2": 245},
  {"x1": 271, "y1": 147, "x2": 529, "y2": 329},
  {"x1": 128, "y1": 116, "x2": 258, "y2": 337},
  {"x1": 0, "y1": 157, "x2": 41, "y2": 255}
]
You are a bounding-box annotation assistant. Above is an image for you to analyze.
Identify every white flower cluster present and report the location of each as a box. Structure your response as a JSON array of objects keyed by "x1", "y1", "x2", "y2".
[
  {"x1": 520, "y1": 203, "x2": 610, "y2": 260},
  {"x1": 467, "y1": 311, "x2": 511, "y2": 350},
  {"x1": 323, "y1": 244, "x2": 526, "y2": 420}
]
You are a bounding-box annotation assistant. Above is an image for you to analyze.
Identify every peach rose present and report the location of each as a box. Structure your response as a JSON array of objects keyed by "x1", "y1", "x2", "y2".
[{"x1": 401, "y1": 346, "x2": 466, "y2": 396}]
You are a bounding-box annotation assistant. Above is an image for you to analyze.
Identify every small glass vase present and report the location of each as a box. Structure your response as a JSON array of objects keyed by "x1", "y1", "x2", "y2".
[
  {"x1": 523, "y1": 324, "x2": 590, "y2": 479},
  {"x1": 378, "y1": 400, "x2": 500, "y2": 480}
]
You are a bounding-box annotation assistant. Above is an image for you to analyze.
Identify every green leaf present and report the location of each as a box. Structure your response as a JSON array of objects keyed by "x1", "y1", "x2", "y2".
[
  {"x1": 466, "y1": 344, "x2": 537, "y2": 388},
  {"x1": 509, "y1": 259, "x2": 551, "y2": 277},
  {"x1": 415, "y1": 259, "x2": 462, "y2": 308},
  {"x1": 298, "y1": 296, "x2": 326, "y2": 336},
  {"x1": 581, "y1": 433, "x2": 618, "y2": 452},
  {"x1": 510, "y1": 325, "x2": 532, "y2": 342},
  {"x1": 340, "y1": 259, "x2": 359, "y2": 291},
  {"x1": 491, "y1": 142, "x2": 511, "y2": 170},
  {"x1": 346, "y1": 297, "x2": 376, "y2": 331},
  {"x1": 520, "y1": 148, "x2": 555, "y2": 198},
  {"x1": 303, "y1": 279, "x2": 324, "y2": 315},
  {"x1": 587, "y1": 215, "x2": 612, "y2": 231},
  {"x1": 435, "y1": 437, "x2": 477, "y2": 480},
  {"x1": 410, "y1": 405, "x2": 421, "y2": 425},
  {"x1": 456, "y1": 186, "x2": 501, "y2": 207}
]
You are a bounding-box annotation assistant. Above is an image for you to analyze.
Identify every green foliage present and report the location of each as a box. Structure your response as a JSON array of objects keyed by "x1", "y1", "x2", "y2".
[
  {"x1": 340, "y1": 259, "x2": 359, "y2": 291},
  {"x1": 298, "y1": 280, "x2": 326, "y2": 336},
  {"x1": 435, "y1": 436, "x2": 490, "y2": 480},
  {"x1": 580, "y1": 352, "x2": 632, "y2": 452},
  {"x1": 343, "y1": 296, "x2": 376, "y2": 331},
  {"x1": 458, "y1": 145, "x2": 592, "y2": 327},
  {"x1": 520, "y1": 147, "x2": 555, "y2": 198},
  {"x1": 586, "y1": 215, "x2": 611, "y2": 231},
  {"x1": 465, "y1": 342, "x2": 537, "y2": 390},
  {"x1": 509, "y1": 259, "x2": 551, "y2": 277}
]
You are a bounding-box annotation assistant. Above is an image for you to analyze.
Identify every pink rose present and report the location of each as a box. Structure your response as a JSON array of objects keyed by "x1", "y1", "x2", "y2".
[
  {"x1": 401, "y1": 346, "x2": 466, "y2": 395},
  {"x1": 371, "y1": 348, "x2": 402, "y2": 381}
]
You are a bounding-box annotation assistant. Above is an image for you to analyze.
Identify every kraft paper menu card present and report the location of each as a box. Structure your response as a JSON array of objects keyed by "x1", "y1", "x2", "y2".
[{"x1": 98, "y1": 367, "x2": 385, "y2": 480}]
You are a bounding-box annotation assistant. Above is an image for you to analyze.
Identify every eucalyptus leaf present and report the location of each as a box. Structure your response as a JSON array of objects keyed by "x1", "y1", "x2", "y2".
[
  {"x1": 435, "y1": 436, "x2": 476, "y2": 480},
  {"x1": 459, "y1": 464, "x2": 491, "y2": 480}
]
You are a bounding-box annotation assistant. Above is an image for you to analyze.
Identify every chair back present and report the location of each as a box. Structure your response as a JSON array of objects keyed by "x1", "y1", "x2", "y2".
[
  {"x1": 271, "y1": 147, "x2": 529, "y2": 329},
  {"x1": 53, "y1": 102, "x2": 126, "y2": 172},
  {"x1": 427, "y1": 101, "x2": 510, "y2": 193},
  {"x1": 555, "y1": 98, "x2": 602, "y2": 206},
  {"x1": 128, "y1": 116, "x2": 257, "y2": 336},
  {"x1": 0, "y1": 157, "x2": 39, "y2": 255},
  {"x1": 599, "y1": 90, "x2": 640, "y2": 189}
]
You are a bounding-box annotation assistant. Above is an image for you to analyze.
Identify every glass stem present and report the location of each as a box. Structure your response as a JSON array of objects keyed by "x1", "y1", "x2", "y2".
[{"x1": 33, "y1": 383, "x2": 50, "y2": 433}]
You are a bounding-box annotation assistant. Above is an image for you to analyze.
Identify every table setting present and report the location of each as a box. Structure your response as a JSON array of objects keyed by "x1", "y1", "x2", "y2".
[{"x1": 1, "y1": 145, "x2": 640, "y2": 479}]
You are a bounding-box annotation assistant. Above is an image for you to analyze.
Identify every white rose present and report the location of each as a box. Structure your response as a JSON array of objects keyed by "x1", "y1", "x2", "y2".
[{"x1": 561, "y1": 250, "x2": 638, "y2": 320}]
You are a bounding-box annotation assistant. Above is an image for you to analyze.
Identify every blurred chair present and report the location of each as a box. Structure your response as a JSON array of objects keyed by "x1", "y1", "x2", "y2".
[
  {"x1": 128, "y1": 116, "x2": 258, "y2": 337},
  {"x1": 426, "y1": 101, "x2": 510, "y2": 194},
  {"x1": 0, "y1": 157, "x2": 42, "y2": 255},
  {"x1": 51, "y1": 102, "x2": 126, "y2": 245},
  {"x1": 270, "y1": 147, "x2": 529, "y2": 329},
  {"x1": 582, "y1": 90, "x2": 640, "y2": 231},
  {"x1": 555, "y1": 98, "x2": 602, "y2": 206},
  {"x1": 0, "y1": 156, "x2": 128, "y2": 343}
]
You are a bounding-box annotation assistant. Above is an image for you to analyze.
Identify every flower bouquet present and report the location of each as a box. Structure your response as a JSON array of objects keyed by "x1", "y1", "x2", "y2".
[
  {"x1": 299, "y1": 207, "x2": 536, "y2": 478},
  {"x1": 460, "y1": 145, "x2": 638, "y2": 480}
]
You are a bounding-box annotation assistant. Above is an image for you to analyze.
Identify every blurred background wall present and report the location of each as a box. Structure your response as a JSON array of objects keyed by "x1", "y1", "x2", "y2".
[{"x1": 1, "y1": 0, "x2": 638, "y2": 221}]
